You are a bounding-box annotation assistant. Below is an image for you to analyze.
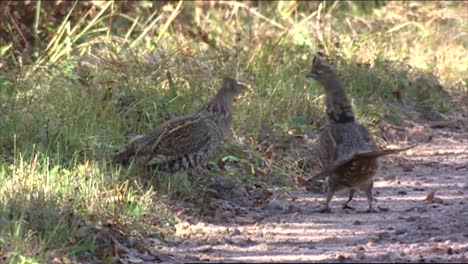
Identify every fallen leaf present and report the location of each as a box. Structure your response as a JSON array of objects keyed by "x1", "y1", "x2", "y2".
[
  {"x1": 261, "y1": 188, "x2": 273, "y2": 198},
  {"x1": 322, "y1": 236, "x2": 342, "y2": 243},
  {"x1": 295, "y1": 176, "x2": 309, "y2": 187},
  {"x1": 424, "y1": 189, "x2": 437, "y2": 202},
  {"x1": 401, "y1": 162, "x2": 414, "y2": 172}
]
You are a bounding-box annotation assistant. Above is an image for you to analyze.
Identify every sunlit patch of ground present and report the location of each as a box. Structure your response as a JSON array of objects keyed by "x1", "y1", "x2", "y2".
[{"x1": 161, "y1": 127, "x2": 467, "y2": 263}]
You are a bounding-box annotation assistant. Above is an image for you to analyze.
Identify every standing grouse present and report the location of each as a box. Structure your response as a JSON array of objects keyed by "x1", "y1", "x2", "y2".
[
  {"x1": 113, "y1": 77, "x2": 247, "y2": 172},
  {"x1": 306, "y1": 54, "x2": 413, "y2": 213}
]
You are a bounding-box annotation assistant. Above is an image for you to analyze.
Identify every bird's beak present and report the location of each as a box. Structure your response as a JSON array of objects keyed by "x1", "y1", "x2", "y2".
[{"x1": 233, "y1": 83, "x2": 249, "y2": 102}]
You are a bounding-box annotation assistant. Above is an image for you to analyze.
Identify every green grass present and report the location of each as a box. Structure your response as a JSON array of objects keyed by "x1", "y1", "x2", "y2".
[{"x1": 0, "y1": 1, "x2": 467, "y2": 262}]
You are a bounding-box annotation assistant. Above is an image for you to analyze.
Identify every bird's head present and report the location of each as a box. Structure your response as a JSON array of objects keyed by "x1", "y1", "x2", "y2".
[
  {"x1": 306, "y1": 54, "x2": 337, "y2": 84},
  {"x1": 218, "y1": 77, "x2": 248, "y2": 98}
]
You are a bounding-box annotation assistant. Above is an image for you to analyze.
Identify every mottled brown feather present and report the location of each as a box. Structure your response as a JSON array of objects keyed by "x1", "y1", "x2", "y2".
[
  {"x1": 113, "y1": 77, "x2": 247, "y2": 172},
  {"x1": 307, "y1": 54, "x2": 412, "y2": 212}
]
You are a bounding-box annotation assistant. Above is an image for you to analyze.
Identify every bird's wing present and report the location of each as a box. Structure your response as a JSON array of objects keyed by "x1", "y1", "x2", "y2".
[
  {"x1": 148, "y1": 112, "x2": 215, "y2": 158},
  {"x1": 307, "y1": 145, "x2": 416, "y2": 182},
  {"x1": 357, "y1": 123, "x2": 378, "y2": 149},
  {"x1": 351, "y1": 145, "x2": 416, "y2": 159},
  {"x1": 324, "y1": 124, "x2": 343, "y2": 163}
]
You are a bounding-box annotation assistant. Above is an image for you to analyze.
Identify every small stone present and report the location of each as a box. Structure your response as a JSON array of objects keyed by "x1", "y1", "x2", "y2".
[
  {"x1": 353, "y1": 220, "x2": 362, "y2": 225},
  {"x1": 418, "y1": 255, "x2": 425, "y2": 262},
  {"x1": 356, "y1": 251, "x2": 366, "y2": 259},
  {"x1": 378, "y1": 206, "x2": 390, "y2": 212},
  {"x1": 375, "y1": 231, "x2": 391, "y2": 241},
  {"x1": 398, "y1": 190, "x2": 407, "y2": 195},
  {"x1": 367, "y1": 241, "x2": 375, "y2": 247},
  {"x1": 447, "y1": 247, "x2": 454, "y2": 255},
  {"x1": 323, "y1": 236, "x2": 342, "y2": 243},
  {"x1": 267, "y1": 199, "x2": 289, "y2": 212},
  {"x1": 402, "y1": 163, "x2": 414, "y2": 172},
  {"x1": 231, "y1": 228, "x2": 241, "y2": 236},
  {"x1": 429, "y1": 237, "x2": 443, "y2": 242},
  {"x1": 395, "y1": 228, "x2": 408, "y2": 235},
  {"x1": 337, "y1": 255, "x2": 346, "y2": 262}
]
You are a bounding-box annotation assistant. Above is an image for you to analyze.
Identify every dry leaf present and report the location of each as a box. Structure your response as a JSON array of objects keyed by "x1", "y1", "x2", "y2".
[
  {"x1": 424, "y1": 189, "x2": 437, "y2": 202},
  {"x1": 401, "y1": 162, "x2": 414, "y2": 172},
  {"x1": 296, "y1": 176, "x2": 309, "y2": 187},
  {"x1": 261, "y1": 188, "x2": 273, "y2": 198}
]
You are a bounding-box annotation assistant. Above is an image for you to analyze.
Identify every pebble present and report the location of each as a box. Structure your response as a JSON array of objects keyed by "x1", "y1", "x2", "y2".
[
  {"x1": 337, "y1": 255, "x2": 346, "y2": 262},
  {"x1": 447, "y1": 247, "x2": 454, "y2": 255},
  {"x1": 356, "y1": 251, "x2": 366, "y2": 259},
  {"x1": 352, "y1": 246, "x2": 365, "y2": 252},
  {"x1": 267, "y1": 199, "x2": 290, "y2": 212},
  {"x1": 322, "y1": 236, "x2": 342, "y2": 243},
  {"x1": 366, "y1": 241, "x2": 375, "y2": 247},
  {"x1": 395, "y1": 228, "x2": 408, "y2": 235},
  {"x1": 231, "y1": 228, "x2": 241, "y2": 236}
]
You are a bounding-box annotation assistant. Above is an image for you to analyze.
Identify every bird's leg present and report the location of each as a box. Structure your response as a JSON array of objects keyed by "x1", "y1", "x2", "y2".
[
  {"x1": 364, "y1": 181, "x2": 377, "y2": 213},
  {"x1": 320, "y1": 178, "x2": 335, "y2": 213},
  {"x1": 342, "y1": 189, "x2": 356, "y2": 210}
]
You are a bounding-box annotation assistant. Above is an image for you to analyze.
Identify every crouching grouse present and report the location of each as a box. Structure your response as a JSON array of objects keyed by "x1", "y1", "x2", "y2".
[{"x1": 113, "y1": 77, "x2": 247, "y2": 172}]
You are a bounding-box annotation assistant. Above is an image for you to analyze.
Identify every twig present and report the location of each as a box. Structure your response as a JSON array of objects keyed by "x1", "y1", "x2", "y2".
[
  {"x1": 429, "y1": 120, "x2": 458, "y2": 129},
  {"x1": 34, "y1": 0, "x2": 41, "y2": 51},
  {"x1": 9, "y1": 15, "x2": 29, "y2": 49},
  {"x1": 243, "y1": 149, "x2": 298, "y2": 183},
  {"x1": 381, "y1": 123, "x2": 406, "y2": 131}
]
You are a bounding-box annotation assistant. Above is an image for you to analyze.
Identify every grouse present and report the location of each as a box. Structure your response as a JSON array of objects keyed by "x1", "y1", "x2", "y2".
[
  {"x1": 113, "y1": 77, "x2": 247, "y2": 172},
  {"x1": 307, "y1": 54, "x2": 413, "y2": 213}
]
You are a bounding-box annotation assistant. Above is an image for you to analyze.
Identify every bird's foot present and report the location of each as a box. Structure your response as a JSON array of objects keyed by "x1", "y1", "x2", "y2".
[
  {"x1": 342, "y1": 204, "x2": 355, "y2": 210},
  {"x1": 319, "y1": 207, "x2": 332, "y2": 213},
  {"x1": 364, "y1": 207, "x2": 378, "y2": 213}
]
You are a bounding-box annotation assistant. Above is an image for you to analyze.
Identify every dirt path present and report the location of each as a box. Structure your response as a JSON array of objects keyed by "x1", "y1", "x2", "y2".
[{"x1": 158, "y1": 126, "x2": 467, "y2": 263}]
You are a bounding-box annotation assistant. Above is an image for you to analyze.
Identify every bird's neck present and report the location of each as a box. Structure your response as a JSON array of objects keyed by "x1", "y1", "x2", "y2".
[
  {"x1": 323, "y1": 78, "x2": 355, "y2": 124},
  {"x1": 202, "y1": 94, "x2": 234, "y2": 125}
]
